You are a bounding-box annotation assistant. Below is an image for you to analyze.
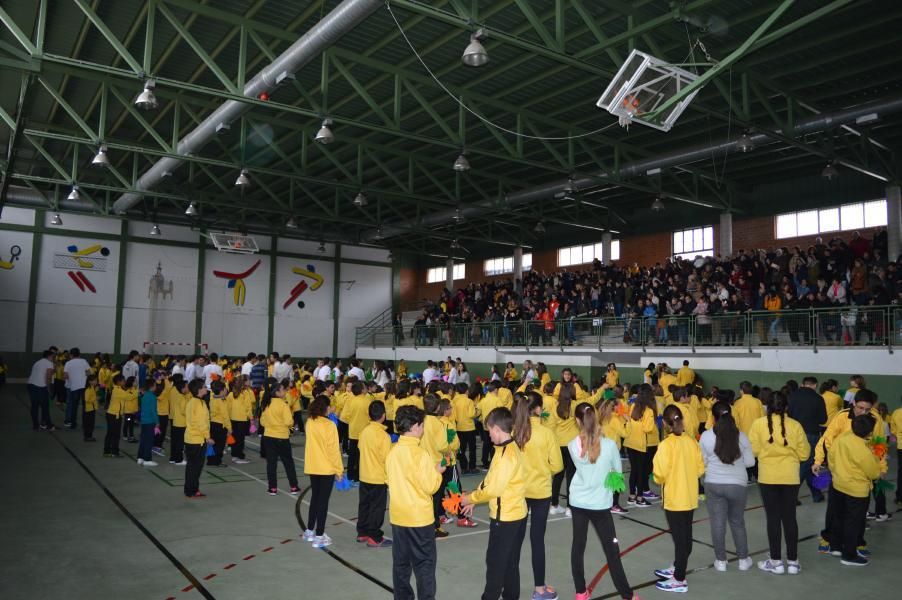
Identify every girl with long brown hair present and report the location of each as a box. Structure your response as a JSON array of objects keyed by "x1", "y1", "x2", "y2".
[{"x1": 623, "y1": 384, "x2": 657, "y2": 507}]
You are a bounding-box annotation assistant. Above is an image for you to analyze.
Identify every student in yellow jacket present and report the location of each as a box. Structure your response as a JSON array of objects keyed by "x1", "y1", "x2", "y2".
[
  {"x1": 512, "y1": 392, "x2": 563, "y2": 598},
  {"x1": 357, "y1": 401, "x2": 392, "y2": 547},
  {"x1": 652, "y1": 405, "x2": 705, "y2": 593},
  {"x1": 624, "y1": 385, "x2": 658, "y2": 507},
  {"x1": 386, "y1": 405, "x2": 444, "y2": 600},
  {"x1": 733, "y1": 382, "x2": 765, "y2": 435},
  {"x1": 168, "y1": 377, "x2": 189, "y2": 464},
  {"x1": 103, "y1": 375, "x2": 128, "y2": 457},
  {"x1": 748, "y1": 391, "x2": 809, "y2": 575},
  {"x1": 206, "y1": 380, "x2": 231, "y2": 467},
  {"x1": 478, "y1": 382, "x2": 504, "y2": 468},
  {"x1": 461, "y1": 406, "x2": 528, "y2": 600},
  {"x1": 184, "y1": 379, "x2": 212, "y2": 498},
  {"x1": 83, "y1": 375, "x2": 98, "y2": 442},
  {"x1": 153, "y1": 377, "x2": 171, "y2": 452},
  {"x1": 422, "y1": 394, "x2": 453, "y2": 536},
  {"x1": 226, "y1": 379, "x2": 254, "y2": 464},
  {"x1": 549, "y1": 383, "x2": 580, "y2": 516},
  {"x1": 668, "y1": 387, "x2": 699, "y2": 440},
  {"x1": 453, "y1": 383, "x2": 478, "y2": 473},
  {"x1": 303, "y1": 395, "x2": 345, "y2": 548},
  {"x1": 892, "y1": 405, "x2": 902, "y2": 506},
  {"x1": 122, "y1": 378, "x2": 139, "y2": 442},
  {"x1": 813, "y1": 391, "x2": 885, "y2": 472},
  {"x1": 819, "y1": 379, "x2": 844, "y2": 425},
  {"x1": 826, "y1": 416, "x2": 882, "y2": 565},
  {"x1": 340, "y1": 382, "x2": 372, "y2": 483},
  {"x1": 260, "y1": 380, "x2": 299, "y2": 495},
  {"x1": 595, "y1": 398, "x2": 632, "y2": 513}
]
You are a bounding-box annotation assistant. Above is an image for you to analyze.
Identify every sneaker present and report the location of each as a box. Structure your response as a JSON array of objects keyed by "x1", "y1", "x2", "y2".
[
  {"x1": 366, "y1": 538, "x2": 393, "y2": 548},
  {"x1": 356, "y1": 535, "x2": 369, "y2": 543},
  {"x1": 142, "y1": 461, "x2": 158, "y2": 467},
  {"x1": 152, "y1": 447, "x2": 165, "y2": 456},
  {"x1": 642, "y1": 491, "x2": 660, "y2": 500},
  {"x1": 440, "y1": 515, "x2": 456, "y2": 525},
  {"x1": 168, "y1": 460, "x2": 177, "y2": 464},
  {"x1": 350, "y1": 480, "x2": 360, "y2": 488},
  {"x1": 758, "y1": 559, "x2": 784, "y2": 574},
  {"x1": 136, "y1": 458, "x2": 144, "y2": 465},
  {"x1": 654, "y1": 566, "x2": 675, "y2": 579},
  {"x1": 865, "y1": 512, "x2": 877, "y2": 520},
  {"x1": 786, "y1": 560, "x2": 800, "y2": 574},
  {"x1": 654, "y1": 578, "x2": 688, "y2": 593},
  {"x1": 531, "y1": 585, "x2": 558, "y2": 600},
  {"x1": 841, "y1": 556, "x2": 869, "y2": 567},
  {"x1": 456, "y1": 517, "x2": 478, "y2": 528},
  {"x1": 187, "y1": 492, "x2": 206, "y2": 499},
  {"x1": 626, "y1": 496, "x2": 638, "y2": 506},
  {"x1": 435, "y1": 528, "x2": 449, "y2": 539},
  {"x1": 856, "y1": 546, "x2": 871, "y2": 559},
  {"x1": 84, "y1": 437, "x2": 97, "y2": 442},
  {"x1": 63, "y1": 421, "x2": 72, "y2": 428},
  {"x1": 289, "y1": 486, "x2": 300, "y2": 495},
  {"x1": 611, "y1": 504, "x2": 629, "y2": 515},
  {"x1": 549, "y1": 505, "x2": 566, "y2": 516},
  {"x1": 633, "y1": 497, "x2": 652, "y2": 508},
  {"x1": 738, "y1": 557, "x2": 753, "y2": 571},
  {"x1": 564, "y1": 508, "x2": 572, "y2": 518},
  {"x1": 714, "y1": 560, "x2": 727, "y2": 572},
  {"x1": 175, "y1": 460, "x2": 187, "y2": 466},
  {"x1": 311, "y1": 534, "x2": 332, "y2": 548},
  {"x1": 574, "y1": 592, "x2": 590, "y2": 600},
  {"x1": 303, "y1": 529, "x2": 315, "y2": 542},
  {"x1": 103, "y1": 453, "x2": 113, "y2": 458},
  {"x1": 874, "y1": 513, "x2": 892, "y2": 522},
  {"x1": 232, "y1": 458, "x2": 250, "y2": 464},
  {"x1": 267, "y1": 488, "x2": 278, "y2": 496},
  {"x1": 817, "y1": 538, "x2": 832, "y2": 554}
]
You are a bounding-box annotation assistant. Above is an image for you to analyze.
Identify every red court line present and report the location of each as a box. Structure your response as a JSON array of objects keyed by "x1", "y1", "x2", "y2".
[
  {"x1": 202, "y1": 574, "x2": 216, "y2": 581},
  {"x1": 261, "y1": 546, "x2": 274, "y2": 552},
  {"x1": 280, "y1": 539, "x2": 293, "y2": 544},
  {"x1": 223, "y1": 563, "x2": 236, "y2": 570},
  {"x1": 180, "y1": 584, "x2": 194, "y2": 592},
  {"x1": 243, "y1": 554, "x2": 255, "y2": 561}
]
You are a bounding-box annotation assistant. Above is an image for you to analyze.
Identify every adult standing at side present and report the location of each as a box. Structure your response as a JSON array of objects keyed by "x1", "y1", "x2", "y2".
[
  {"x1": 121, "y1": 350, "x2": 140, "y2": 384},
  {"x1": 63, "y1": 347, "x2": 91, "y2": 430},
  {"x1": 28, "y1": 350, "x2": 56, "y2": 431},
  {"x1": 788, "y1": 376, "x2": 828, "y2": 503}
]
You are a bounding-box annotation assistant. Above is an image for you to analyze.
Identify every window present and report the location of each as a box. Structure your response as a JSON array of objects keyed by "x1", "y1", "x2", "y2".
[
  {"x1": 483, "y1": 253, "x2": 533, "y2": 276},
  {"x1": 672, "y1": 226, "x2": 713, "y2": 259},
  {"x1": 611, "y1": 240, "x2": 621, "y2": 261},
  {"x1": 558, "y1": 243, "x2": 604, "y2": 267},
  {"x1": 426, "y1": 263, "x2": 465, "y2": 284},
  {"x1": 775, "y1": 200, "x2": 887, "y2": 239}
]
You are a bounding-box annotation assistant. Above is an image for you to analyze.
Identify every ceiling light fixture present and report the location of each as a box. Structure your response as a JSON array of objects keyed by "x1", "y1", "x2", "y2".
[
  {"x1": 374, "y1": 226, "x2": 384, "y2": 240},
  {"x1": 462, "y1": 28, "x2": 489, "y2": 67},
  {"x1": 453, "y1": 152, "x2": 470, "y2": 172},
  {"x1": 651, "y1": 196, "x2": 666, "y2": 212},
  {"x1": 450, "y1": 238, "x2": 461, "y2": 249},
  {"x1": 736, "y1": 131, "x2": 755, "y2": 153},
  {"x1": 285, "y1": 216, "x2": 298, "y2": 229},
  {"x1": 534, "y1": 221, "x2": 546, "y2": 234},
  {"x1": 353, "y1": 191, "x2": 368, "y2": 207},
  {"x1": 235, "y1": 168, "x2": 251, "y2": 187},
  {"x1": 67, "y1": 185, "x2": 80, "y2": 202},
  {"x1": 91, "y1": 145, "x2": 110, "y2": 168},
  {"x1": 317, "y1": 241, "x2": 326, "y2": 253},
  {"x1": 135, "y1": 79, "x2": 158, "y2": 110},
  {"x1": 821, "y1": 161, "x2": 839, "y2": 181},
  {"x1": 150, "y1": 223, "x2": 162, "y2": 236},
  {"x1": 185, "y1": 202, "x2": 199, "y2": 216},
  {"x1": 50, "y1": 212, "x2": 63, "y2": 226},
  {"x1": 315, "y1": 118, "x2": 334, "y2": 144}
]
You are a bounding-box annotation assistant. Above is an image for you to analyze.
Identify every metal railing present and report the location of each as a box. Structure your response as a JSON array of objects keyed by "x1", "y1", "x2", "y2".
[{"x1": 356, "y1": 306, "x2": 901, "y2": 352}]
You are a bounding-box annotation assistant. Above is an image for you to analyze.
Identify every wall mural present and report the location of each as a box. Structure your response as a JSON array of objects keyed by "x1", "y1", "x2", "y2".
[
  {"x1": 0, "y1": 244, "x2": 21, "y2": 270},
  {"x1": 282, "y1": 264, "x2": 324, "y2": 310},
  {"x1": 53, "y1": 243, "x2": 110, "y2": 293},
  {"x1": 213, "y1": 258, "x2": 261, "y2": 306}
]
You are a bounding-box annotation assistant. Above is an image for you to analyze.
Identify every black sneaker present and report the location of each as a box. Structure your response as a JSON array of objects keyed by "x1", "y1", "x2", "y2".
[
  {"x1": 840, "y1": 556, "x2": 869, "y2": 567},
  {"x1": 435, "y1": 528, "x2": 449, "y2": 539}
]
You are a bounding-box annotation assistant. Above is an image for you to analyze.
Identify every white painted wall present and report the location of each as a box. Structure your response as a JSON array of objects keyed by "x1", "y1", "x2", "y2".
[
  {"x1": 337, "y1": 263, "x2": 391, "y2": 357},
  {"x1": 0, "y1": 229, "x2": 34, "y2": 351},
  {"x1": 272, "y1": 256, "x2": 334, "y2": 357},
  {"x1": 201, "y1": 250, "x2": 271, "y2": 355}
]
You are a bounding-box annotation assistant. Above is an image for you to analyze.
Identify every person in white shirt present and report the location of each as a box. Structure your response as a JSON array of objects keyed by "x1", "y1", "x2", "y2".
[
  {"x1": 422, "y1": 360, "x2": 438, "y2": 384},
  {"x1": 347, "y1": 359, "x2": 365, "y2": 381},
  {"x1": 315, "y1": 358, "x2": 332, "y2": 382},
  {"x1": 184, "y1": 356, "x2": 203, "y2": 382},
  {"x1": 203, "y1": 353, "x2": 224, "y2": 388},
  {"x1": 171, "y1": 356, "x2": 186, "y2": 377},
  {"x1": 121, "y1": 350, "x2": 140, "y2": 382},
  {"x1": 63, "y1": 347, "x2": 91, "y2": 429},
  {"x1": 241, "y1": 352, "x2": 255, "y2": 377},
  {"x1": 28, "y1": 349, "x2": 56, "y2": 430},
  {"x1": 332, "y1": 359, "x2": 343, "y2": 381},
  {"x1": 457, "y1": 363, "x2": 471, "y2": 386},
  {"x1": 373, "y1": 360, "x2": 391, "y2": 387},
  {"x1": 447, "y1": 365, "x2": 459, "y2": 385},
  {"x1": 273, "y1": 354, "x2": 293, "y2": 382},
  {"x1": 521, "y1": 360, "x2": 536, "y2": 384}
]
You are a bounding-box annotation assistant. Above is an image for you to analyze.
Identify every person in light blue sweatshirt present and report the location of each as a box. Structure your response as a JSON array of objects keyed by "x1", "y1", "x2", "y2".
[
  {"x1": 137, "y1": 378, "x2": 161, "y2": 467},
  {"x1": 568, "y1": 402, "x2": 637, "y2": 600}
]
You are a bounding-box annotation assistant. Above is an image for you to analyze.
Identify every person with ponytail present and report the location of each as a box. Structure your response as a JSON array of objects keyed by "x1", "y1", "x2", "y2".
[
  {"x1": 549, "y1": 383, "x2": 579, "y2": 516},
  {"x1": 623, "y1": 384, "x2": 657, "y2": 507},
  {"x1": 303, "y1": 394, "x2": 344, "y2": 548},
  {"x1": 596, "y1": 398, "x2": 631, "y2": 513},
  {"x1": 260, "y1": 379, "x2": 300, "y2": 496},
  {"x1": 513, "y1": 392, "x2": 563, "y2": 600},
  {"x1": 568, "y1": 402, "x2": 637, "y2": 600},
  {"x1": 699, "y1": 400, "x2": 755, "y2": 572},
  {"x1": 748, "y1": 391, "x2": 810, "y2": 575},
  {"x1": 652, "y1": 404, "x2": 705, "y2": 593}
]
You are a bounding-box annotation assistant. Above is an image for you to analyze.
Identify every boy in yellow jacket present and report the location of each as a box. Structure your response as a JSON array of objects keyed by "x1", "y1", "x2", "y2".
[
  {"x1": 422, "y1": 394, "x2": 453, "y2": 536},
  {"x1": 168, "y1": 376, "x2": 188, "y2": 465},
  {"x1": 461, "y1": 407, "x2": 528, "y2": 600},
  {"x1": 184, "y1": 379, "x2": 212, "y2": 498},
  {"x1": 826, "y1": 414, "x2": 881, "y2": 566},
  {"x1": 206, "y1": 380, "x2": 231, "y2": 467},
  {"x1": 341, "y1": 381, "x2": 371, "y2": 484},
  {"x1": 357, "y1": 401, "x2": 392, "y2": 547},
  {"x1": 387, "y1": 405, "x2": 444, "y2": 600}
]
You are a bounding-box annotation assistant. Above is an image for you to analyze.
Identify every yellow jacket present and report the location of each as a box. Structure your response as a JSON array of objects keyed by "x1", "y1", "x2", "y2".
[
  {"x1": 670, "y1": 401, "x2": 699, "y2": 440},
  {"x1": 602, "y1": 415, "x2": 631, "y2": 450},
  {"x1": 830, "y1": 431, "x2": 881, "y2": 497},
  {"x1": 170, "y1": 391, "x2": 189, "y2": 428},
  {"x1": 359, "y1": 422, "x2": 391, "y2": 485},
  {"x1": 891, "y1": 407, "x2": 902, "y2": 442},
  {"x1": 123, "y1": 388, "x2": 139, "y2": 414},
  {"x1": 341, "y1": 393, "x2": 372, "y2": 440},
  {"x1": 157, "y1": 380, "x2": 171, "y2": 416},
  {"x1": 452, "y1": 394, "x2": 476, "y2": 432},
  {"x1": 395, "y1": 395, "x2": 424, "y2": 411},
  {"x1": 521, "y1": 416, "x2": 563, "y2": 499},
  {"x1": 552, "y1": 382, "x2": 588, "y2": 400},
  {"x1": 676, "y1": 367, "x2": 695, "y2": 386},
  {"x1": 184, "y1": 397, "x2": 211, "y2": 444},
  {"x1": 85, "y1": 387, "x2": 98, "y2": 412},
  {"x1": 748, "y1": 415, "x2": 810, "y2": 485},
  {"x1": 107, "y1": 387, "x2": 129, "y2": 417},
  {"x1": 652, "y1": 433, "x2": 705, "y2": 511},
  {"x1": 227, "y1": 389, "x2": 254, "y2": 422},
  {"x1": 623, "y1": 407, "x2": 656, "y2": 452},
  {"x1": 387, "y1": 436, "x2": 443, "y2": 527},
  {"x1": 605, "y1": 370, "x2": 619, "y2": 387},
  {"x1": 821, "y1": 391, "x2": 844, "y2": 424},
  {"x1": 551, "y1": 398, "x2": 579, "y2": 447},
  {"x1": 497, "y1": 387, "x2": 514, "y2": 410},
  {"x1": 477, "y1": 392, "x2": 502, "y2": 425},
  {"x1": 383, "y1": 394, "x2": 397, "y2": 421},
  {"x1": 303, "y1": 416, "x2": 343, "y2": 476},
  {"x1": 733, "y1": 394, "x2": 765, "y2": 434},
  {"x1": 209, "y1": 396, "x2": 231, "y2": 431},
  {"x1": 814, "y1": 408, "x2": 885, "y2": 472},
  {"x1": 333, "y1": 391, "x2": 348, "y2": 419},
  {"x1": 260, "y1": 397, "x2": 293, "y2": 439},
  {"x1": 420, "y1": 415, "x2": 451, "y2": 464},
  {"x1": 469, "y1": 440, "x2": 528, "y2": 521},
  {"x1": 658, "y1": 373, "x2": 677, "y2": 396}
]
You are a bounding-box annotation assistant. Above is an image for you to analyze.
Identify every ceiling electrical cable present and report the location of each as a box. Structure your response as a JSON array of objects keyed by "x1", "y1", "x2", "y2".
[{"x1": 385, "y1": 1, "x2": 618, "y2": 141}]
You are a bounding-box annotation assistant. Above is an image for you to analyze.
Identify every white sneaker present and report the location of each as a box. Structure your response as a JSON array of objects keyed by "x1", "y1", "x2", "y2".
[
  {"x1": 564, "y1": 508, "x2": 572, "y2": 518},
  {"x1": 142, "y1": 461, "x2": 158, "y2": 467},
  {"x1": 175, "y1": 460, "x2": 187, "y2": 466},
  {"x1": 303, "y1": 529, "x2": 315, "y2": 541},
  {"x1": 137, "y1": 458, "x2": 144, "y2": 465},
  {"x1": 232, "y1": 458, "x2": 250, "y2": 464},
  {"x1": 714, "y1": 560, "x2": 727, "y2": 572},
  {"x1": 311, "y1": 534, "x2": 332, "y2": 548},
  {"x1": 758, "y1": 559, "x2": 784, "y2": 574},
  {"x1": 549, "y1": 505, "x2": 565, "y2": 516},
  {"x1": 786, "y1": 560, "x2": 800, "y2": 575},
  {"x1": 738, "y1": 557, "x2": 753, "y2": 571}
]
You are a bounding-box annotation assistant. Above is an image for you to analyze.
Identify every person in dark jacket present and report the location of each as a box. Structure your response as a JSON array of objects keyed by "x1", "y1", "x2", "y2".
[{"x1": 787, "y1": 376, "x2": 828, "y2": 502}]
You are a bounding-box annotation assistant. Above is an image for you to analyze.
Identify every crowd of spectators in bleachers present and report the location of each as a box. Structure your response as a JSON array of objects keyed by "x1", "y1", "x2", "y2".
[{"x1": 410, "y1": 228, "x2": 901, "y2": 346}]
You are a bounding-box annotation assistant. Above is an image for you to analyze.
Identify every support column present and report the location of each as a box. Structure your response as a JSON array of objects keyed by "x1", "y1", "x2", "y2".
[
  {"x1": 601, "y1": 232, "x2": 612, "y2": 265},
  {"x1": 719, "y1": 211, "x2": 733, "y2": 257},
  {"x1": 512, "y1": 246, "x2": 523, "y2": 293},
  {"x1": 887, "y1": 184, "x2": 901, "y2": 262},
  {"x1": 445, "y1": 256, "x2": 454, "y2": 290}
]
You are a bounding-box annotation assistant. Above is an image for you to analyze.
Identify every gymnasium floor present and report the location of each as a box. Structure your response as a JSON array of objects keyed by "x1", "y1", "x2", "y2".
[{"x1": 2, "y1": 383, "x2": 897, "y2": 600}]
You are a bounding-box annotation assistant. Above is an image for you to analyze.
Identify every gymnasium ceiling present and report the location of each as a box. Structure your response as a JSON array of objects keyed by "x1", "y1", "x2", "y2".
[{"x1": 1, "y1": 0, "x2": 900, "y2": 259}]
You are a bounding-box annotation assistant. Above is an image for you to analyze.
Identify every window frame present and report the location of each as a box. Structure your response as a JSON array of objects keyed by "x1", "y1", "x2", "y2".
[
  {"x1": 672, "y1": 226, "x2": 714, "y2": 258},
  {"x1": 774, "y1": 200, "x2": 887, "y2": 240}
]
